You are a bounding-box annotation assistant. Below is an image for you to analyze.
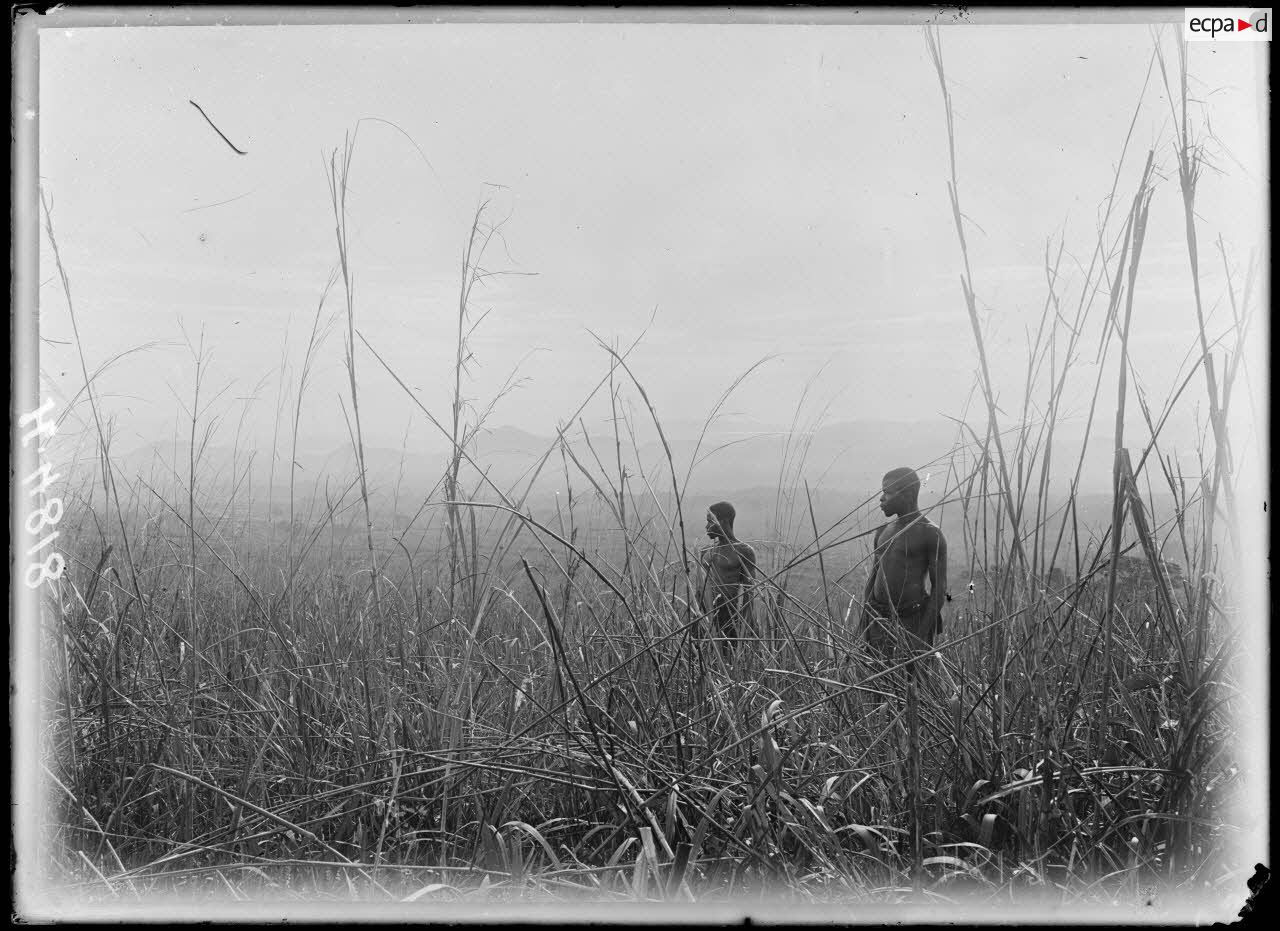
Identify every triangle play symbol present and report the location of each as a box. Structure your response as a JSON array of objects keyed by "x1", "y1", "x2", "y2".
[{"x1": 1238, "y1": 18, "x2": 1252, "y2": 29}]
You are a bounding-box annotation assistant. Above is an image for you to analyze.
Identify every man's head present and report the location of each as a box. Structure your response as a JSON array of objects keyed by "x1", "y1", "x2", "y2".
[
  {"x1": 879, "y1": 467, "x2": 921, "y2": 517},
  {"x1": 706, "y1": 501, "x2": 736, "y2": 540}
]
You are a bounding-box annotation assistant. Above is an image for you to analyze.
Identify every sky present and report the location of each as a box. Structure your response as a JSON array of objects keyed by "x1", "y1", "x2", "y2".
[{"x1": 36, "y1": 16, "x2": 1267, "y2": 473}]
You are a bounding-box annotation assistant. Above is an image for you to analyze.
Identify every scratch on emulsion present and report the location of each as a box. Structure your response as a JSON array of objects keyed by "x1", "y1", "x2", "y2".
[{"x1": 189, "y1": 99, "x2": 248, "y2": 155}]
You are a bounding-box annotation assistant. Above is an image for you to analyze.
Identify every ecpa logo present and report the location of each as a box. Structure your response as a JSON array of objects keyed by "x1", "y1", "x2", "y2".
[{"x1": 1185, "y1": 8, "x2": 1271, "y2": 40}]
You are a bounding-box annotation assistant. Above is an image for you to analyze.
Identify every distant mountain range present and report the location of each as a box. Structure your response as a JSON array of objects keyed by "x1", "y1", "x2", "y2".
[
  {"x1": 98, "y1": 415, "x2": 1160, "y2": 513},
  {"x1": 84, "y1": 415, "x2": 1187, "y2": 565}
]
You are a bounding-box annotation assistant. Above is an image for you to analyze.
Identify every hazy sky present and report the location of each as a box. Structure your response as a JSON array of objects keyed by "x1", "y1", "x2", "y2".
[{"x1": 37, "y1": 17, "x2": 1267, "y2": 464}]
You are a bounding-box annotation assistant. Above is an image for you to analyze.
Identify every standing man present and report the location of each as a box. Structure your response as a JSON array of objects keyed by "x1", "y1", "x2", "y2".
[
  {"x1": 698, "y1": 501, "x2": 758, "y2": 646},
  {"x1": 861, "y1": 468, "x2": 947, "y2": 658}
]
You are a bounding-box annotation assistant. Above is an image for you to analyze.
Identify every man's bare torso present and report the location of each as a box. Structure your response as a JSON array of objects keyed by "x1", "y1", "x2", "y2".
[
  {"x1": 871, "y1": 515, "x2": 941, "y2": 610},
  {"x1": 701, "y1": 540, "x2": 756, "y2": 607}
]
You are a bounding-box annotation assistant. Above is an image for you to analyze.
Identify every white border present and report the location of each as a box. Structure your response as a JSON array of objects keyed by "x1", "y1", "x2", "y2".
[{"x1": 11, "y1": 4, "x2": 1268, "y2": 924}]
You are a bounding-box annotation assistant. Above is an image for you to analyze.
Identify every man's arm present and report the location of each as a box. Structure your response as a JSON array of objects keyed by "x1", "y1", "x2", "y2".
[
  {"x1": 696, "y1": 545, "x2": 709, "y2": 612},
  {"x1": 738, "y1": 542, "x2": 758, "y2": 625},
  {"x1": 926, "y1": 528, "x2": 948, "y2": 627},
  {"x1": 862, "y1": 526, "x2": 883, "y2": 603}
]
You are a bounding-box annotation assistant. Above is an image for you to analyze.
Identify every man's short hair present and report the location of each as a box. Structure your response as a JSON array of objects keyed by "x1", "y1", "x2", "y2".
[
  {"x1": 709, "y1": 501, "x2": 736, "y2": 527},
  {"x1": 883, "y1": 467, "x2": 921, "y2": 497}
]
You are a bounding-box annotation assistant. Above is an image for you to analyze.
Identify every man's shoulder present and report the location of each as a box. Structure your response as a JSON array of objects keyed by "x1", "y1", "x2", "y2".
[
  {"x1": 911, "y1": 517, "x2": 947, "y2": 544},
  {"x1": 702, "y1": 540, "x2": 733, "y2": 559},
  {"x1": 734, "y1": 541, "x2": 757, "y2": 561}
]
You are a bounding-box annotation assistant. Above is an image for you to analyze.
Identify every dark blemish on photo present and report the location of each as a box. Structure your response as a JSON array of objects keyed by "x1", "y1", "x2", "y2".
[{"x1": 1215, "y1": 864, "x2": 1274, "y2": 927}]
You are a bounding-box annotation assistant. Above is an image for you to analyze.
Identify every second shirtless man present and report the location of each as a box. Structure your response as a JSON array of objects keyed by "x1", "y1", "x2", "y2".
[
  {"x1": 698, "y1": 500, "x2": 758, "y2": 646},
  {"x1": 862, "y1": 467, "x2": 948, "y2": 658}
]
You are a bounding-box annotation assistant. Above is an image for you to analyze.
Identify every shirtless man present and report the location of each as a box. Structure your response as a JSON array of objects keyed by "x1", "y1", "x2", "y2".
[
  {"x1": 698, "y1": 501, "x2": 758, "y2": 643},
  {"x1": 861, "y1": 468, "x2": 948, "y2": 658}
]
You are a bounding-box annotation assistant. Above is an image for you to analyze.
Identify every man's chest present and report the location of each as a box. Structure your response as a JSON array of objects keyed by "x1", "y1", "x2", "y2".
[
  {"x1": 704, "y1": 547, "x2": 744, "y2": 576},
  {"x1": 875, "y1": 523, "x2": 929, "y2": 560}
]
